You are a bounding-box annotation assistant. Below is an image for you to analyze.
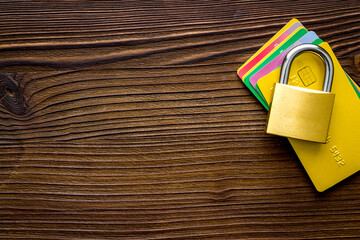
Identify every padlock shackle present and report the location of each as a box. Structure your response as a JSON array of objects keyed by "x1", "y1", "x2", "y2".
[{"x1": 279, "y1": 44, "x2": 334, "y2": 92}]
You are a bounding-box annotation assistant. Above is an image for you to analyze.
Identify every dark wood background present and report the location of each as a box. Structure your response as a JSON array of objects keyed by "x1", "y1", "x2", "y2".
[{"x1": 0, "y1": 0, "x2": 359, "y2": 239}]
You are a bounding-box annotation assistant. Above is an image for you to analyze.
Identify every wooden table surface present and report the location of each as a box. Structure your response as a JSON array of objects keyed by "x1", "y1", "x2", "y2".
[{"x1": 0, "y1": 1, "x2": 360, "y2": 239}]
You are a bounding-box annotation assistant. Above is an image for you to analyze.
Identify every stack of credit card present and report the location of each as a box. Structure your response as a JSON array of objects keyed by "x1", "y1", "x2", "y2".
[{"x1": 237, "y1": 19, "x2": 360, "y2": 192}]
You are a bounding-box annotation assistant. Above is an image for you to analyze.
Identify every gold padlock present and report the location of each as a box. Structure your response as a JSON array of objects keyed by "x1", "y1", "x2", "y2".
[{"x1": 266, "y1": 44, "x2": 335, "y2": 143}]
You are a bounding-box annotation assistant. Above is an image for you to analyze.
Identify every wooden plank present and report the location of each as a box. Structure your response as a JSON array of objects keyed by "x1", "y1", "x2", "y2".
[{"x1": 0, "y1": 0, "x2": 359, "y2": 239}]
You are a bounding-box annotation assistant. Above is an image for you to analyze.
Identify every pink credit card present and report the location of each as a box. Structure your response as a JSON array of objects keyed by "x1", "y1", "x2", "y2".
[{"x1": 237, "y1": 21, "x2": 304, "y2": 78}]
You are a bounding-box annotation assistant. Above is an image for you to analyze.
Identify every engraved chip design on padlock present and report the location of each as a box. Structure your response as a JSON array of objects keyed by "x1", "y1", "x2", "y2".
[{"x1": 266, "y1": 44, "x2": 335, "y2": 143}]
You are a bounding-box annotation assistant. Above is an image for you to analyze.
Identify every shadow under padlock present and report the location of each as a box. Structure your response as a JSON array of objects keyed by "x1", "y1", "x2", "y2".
[{"x1": 266, "y1": 44, "x2": 335, "y2": 143}]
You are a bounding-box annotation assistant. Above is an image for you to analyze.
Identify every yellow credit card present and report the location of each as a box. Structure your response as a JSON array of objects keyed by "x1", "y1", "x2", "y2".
[
  {"x1": 257, "y1": 52, "x2": 360, "y2": 103},
  {"x1": 258, "y1": 42, "x2": 360, "y2": 192},
  {"x1": 258, "y1": 51, "x2": 327, "y2": 104},
  {"x1": 241, "y1": 26, "x2": 307, "y2": 82},
  {"x1": 237, "y1": 19, "x2": 303, "y2": 78}
]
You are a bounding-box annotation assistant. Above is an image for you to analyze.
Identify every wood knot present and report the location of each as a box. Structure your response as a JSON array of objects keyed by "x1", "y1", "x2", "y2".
[
  {"x1": 355, "y1": 54, "x2": 360, "y2": 73},
  {"x1": 0, "y1": 73, "x2": 27, "y2": 115}
]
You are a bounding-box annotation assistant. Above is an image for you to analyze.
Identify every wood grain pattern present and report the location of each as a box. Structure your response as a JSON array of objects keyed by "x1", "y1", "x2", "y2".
[{"x1": 0, "y1": 0, "x2": 359, "y2": 239}]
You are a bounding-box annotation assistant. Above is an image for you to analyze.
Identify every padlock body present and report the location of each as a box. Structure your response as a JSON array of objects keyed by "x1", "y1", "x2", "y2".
[{"x1": 266, "y1": 83, "x2": 335, "y2": 143}]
